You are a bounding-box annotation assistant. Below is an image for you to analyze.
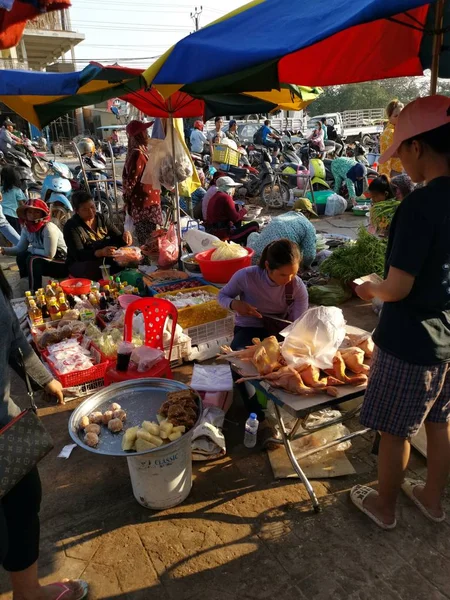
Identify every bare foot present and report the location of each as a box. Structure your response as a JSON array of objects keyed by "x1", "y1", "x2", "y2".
[
  {"x1": 362, "y1": 490, "x2": 396, "y2": 527},
  {"x1": 413, "y1": 485, "x2": 444, "y2": 520}
]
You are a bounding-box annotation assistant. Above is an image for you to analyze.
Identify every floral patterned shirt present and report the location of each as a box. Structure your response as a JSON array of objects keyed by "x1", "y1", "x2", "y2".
[{"x1": 379, "y1": 123, "x2": 403, "y2": 177}]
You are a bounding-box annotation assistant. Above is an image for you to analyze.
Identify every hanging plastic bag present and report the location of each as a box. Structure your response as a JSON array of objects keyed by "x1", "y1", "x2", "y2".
[
  {"x1": 280, "y1": 306, "x2": 347, "y2": 370},
  {"x1": 158, "y1": 223, "x2": 179, "y2": 268},
  {"x1": 141, "y1": 138, "x2": 168, "y2": 189},
  {"x1": 124, "y1": 213, "x2": 135, "y2": 236},
  {"x1": 325, "y1": 193, "x2": 347, "y2": 216}
]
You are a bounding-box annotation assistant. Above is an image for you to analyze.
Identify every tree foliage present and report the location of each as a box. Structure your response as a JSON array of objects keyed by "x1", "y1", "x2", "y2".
[{"x1": 309, "y1": 77, "x2": 450, "y2": 115}]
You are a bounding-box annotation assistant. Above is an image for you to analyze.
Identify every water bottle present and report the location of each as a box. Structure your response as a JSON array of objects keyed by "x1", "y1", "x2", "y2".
[{"x1": 244, "y1": 413, "x2": 259, "y2": 448}]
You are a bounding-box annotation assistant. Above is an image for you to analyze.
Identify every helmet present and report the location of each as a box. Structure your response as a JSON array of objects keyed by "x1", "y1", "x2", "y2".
[
  {"x1": 327, "y1": 118, "x2": 335, "y2": 126},
  {"x1": 194, "y1": 120, "x2": 204, "y2": 131},
  {"x1": 77, "y1": 137, "x2": 95, "y2": 156}
]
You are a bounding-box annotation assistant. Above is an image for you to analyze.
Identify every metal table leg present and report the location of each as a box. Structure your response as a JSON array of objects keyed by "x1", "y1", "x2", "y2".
[{"x1": 273, "y1": 402, "x2": 321, "y2": 513}]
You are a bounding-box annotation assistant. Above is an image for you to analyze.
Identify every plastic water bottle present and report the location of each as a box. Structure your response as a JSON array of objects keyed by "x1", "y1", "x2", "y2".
[{"x1": 244, "y1": 413, "x2": 259, "y2": 448}]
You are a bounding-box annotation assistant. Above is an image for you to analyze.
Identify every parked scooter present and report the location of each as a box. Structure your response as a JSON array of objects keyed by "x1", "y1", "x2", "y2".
[
  {"x1": 41, "y1": 160, "x2": 74, "y2": 228},
  {"x1": 21, "y1": 136, "x2": 49, "y2": 180},
  {"x1": 0, "y1": 148, "x2": 36, "y2": 192}
]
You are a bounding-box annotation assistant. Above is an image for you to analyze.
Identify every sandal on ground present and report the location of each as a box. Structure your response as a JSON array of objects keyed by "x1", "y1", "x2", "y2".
[
  {"x1": 401, "y1": 479, "x2": 446, "y2": 523},
  {"x1": 350, "y1": 485, "x2": 397, "y2": 530},
  {"x1": 47, "y1": 579, "x2": 89, "y2": 600},
  {"x1": 258, "y1": 422, "x2": 281, "y2": 451}
]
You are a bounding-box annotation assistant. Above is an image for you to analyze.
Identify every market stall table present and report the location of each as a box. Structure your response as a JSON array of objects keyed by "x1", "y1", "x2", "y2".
[{"x1": 230, "y1": 325, "x2": 371, "y2": 513}]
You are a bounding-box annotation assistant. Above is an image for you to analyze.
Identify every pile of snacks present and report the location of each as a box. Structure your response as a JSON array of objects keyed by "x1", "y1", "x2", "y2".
[
  {"x1": 163, "y1": 290, "x2": 217, "y2": 309},
  {"x1": 121, "y1": 389, "x2": 198, "y2": 452},
  {"x1": 113, "y1": 246, "x2": 143, "y2": 267},
  {"x1": 34, "y1": 320, "x2": 86, "y2": 349},
  {"x1": 78, "y1": 402, "x2": 127, "y2": 447},
  {"x1": 46, "y1": 338, "x2": 94, "y2": 375}
]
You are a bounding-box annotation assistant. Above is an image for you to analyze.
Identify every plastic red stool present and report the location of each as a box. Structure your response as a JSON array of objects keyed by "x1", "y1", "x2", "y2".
[{"x1": 105, "y1": 297, "x2": 178, "y2": 386}]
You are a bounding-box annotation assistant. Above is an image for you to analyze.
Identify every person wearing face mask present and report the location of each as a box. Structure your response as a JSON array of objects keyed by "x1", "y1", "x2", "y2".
[
  {"x1": 218, "y1": 239, "x2": 308, "y2": 440},
  {"x1": 379, "y1": 99, "x2": 404, "y2": 178},
  {"x1": 0, "y1": 199, "x2": 67, "y2": 292},
  {"x1": 205, "y1": 176, "x2": 259, "y2": 245}
]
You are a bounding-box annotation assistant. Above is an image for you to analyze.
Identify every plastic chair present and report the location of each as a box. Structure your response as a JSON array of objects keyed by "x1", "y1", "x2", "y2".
[{"x1": 105, "y1": 297, "x2": 178, "y2": 385}]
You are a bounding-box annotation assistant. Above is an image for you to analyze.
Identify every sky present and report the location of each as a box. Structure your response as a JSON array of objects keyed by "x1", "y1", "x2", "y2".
[{"x1": 69, "y1": 0, "x2": 249, "y2": 69}]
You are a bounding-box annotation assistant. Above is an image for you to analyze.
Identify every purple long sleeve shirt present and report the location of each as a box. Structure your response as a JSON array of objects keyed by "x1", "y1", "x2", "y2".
[{"x1": 218, "y1": 266, "x2": 309, "y2": 328}]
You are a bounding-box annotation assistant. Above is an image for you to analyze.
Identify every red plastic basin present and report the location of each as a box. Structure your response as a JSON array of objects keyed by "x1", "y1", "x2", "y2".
[
  {"x1": 61, "y1": 278, "x2": 92, "y2": 295},
  {"x1": 195, "y1": 247, "x2": 254, "y2": 283}
]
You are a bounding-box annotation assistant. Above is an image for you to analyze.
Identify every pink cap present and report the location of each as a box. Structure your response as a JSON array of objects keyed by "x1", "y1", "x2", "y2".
[
  {"x1": 379, "y1": 95, "x2": 450, "y2": 164},
  {"x1": 126, "y1": 120, "x2": 154, "y2": 138}
]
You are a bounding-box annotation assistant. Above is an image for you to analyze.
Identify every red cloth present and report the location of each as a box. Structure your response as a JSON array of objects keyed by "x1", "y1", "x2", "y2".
[
  {"x1": 18, "y1": 198, "x2": 50, "y2": 233},
  {"x1": 205, "y1": 191, "x2": 247, "y2": 226},
  {"x1": 0, "y1": 1, "x2": 71, "y2": 50}
]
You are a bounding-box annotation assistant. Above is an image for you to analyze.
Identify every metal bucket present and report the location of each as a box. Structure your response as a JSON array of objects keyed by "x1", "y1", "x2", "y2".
[
  {"x1": 68, "y1": 378, "x2": 202, "y2": 510},
  {"x1": 127, "y1": 428, "x2": 194, "y2": 510}
]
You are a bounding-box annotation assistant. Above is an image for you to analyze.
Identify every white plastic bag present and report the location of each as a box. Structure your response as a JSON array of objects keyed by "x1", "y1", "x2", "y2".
[
  {"x1": 141, "y1": 138, "x2": 167, "y2": 188},
  {"x1": 281, "y1": 306, "x2": 347, "y2": 370},
  {"x1": 130, "y1": 346, "x2": 164, "y2": 372},
  {"x1": 211, "y1": 240, "x2": 248, "y2": 261},
  {"x1": 124, "y1": 213, "x2": 135, "y2": 236},
  {"x1": 325, "y1": 193, "x2": 347, "y2": 216}
]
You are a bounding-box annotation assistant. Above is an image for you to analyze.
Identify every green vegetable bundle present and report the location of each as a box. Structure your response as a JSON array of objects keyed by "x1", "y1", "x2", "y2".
[
  {"x1": 370, "y1": 200, "x2": 400, "y2": 232},
  {"x1": 319, "y1": 227, "x2": 387, "y2": 281}
]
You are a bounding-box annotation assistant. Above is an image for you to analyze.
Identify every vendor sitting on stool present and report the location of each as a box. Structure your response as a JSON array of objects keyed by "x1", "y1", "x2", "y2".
[
  {"x1": 205, "y1": 176, "x2": 259, "y2": 245},
  {"x1": 63, "y1": 191, "x2": 132, "y2": 281},
  {"x1": 218, "y1": 239, "x2": 309, "y2": 445},
  {"x1": 0, "y1": 199, "x2": 67, "y2": 292}
]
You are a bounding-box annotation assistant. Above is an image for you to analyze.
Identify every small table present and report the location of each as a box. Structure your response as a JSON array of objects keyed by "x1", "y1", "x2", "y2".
[{"x1": 231, "y1": 326, "x2": 371, "y2": 513}]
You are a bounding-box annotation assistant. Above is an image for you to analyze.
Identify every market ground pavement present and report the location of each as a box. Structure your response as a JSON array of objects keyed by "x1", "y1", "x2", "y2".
[{"x1": 1, "y1": 216, "x2": 450, "y2": 599}]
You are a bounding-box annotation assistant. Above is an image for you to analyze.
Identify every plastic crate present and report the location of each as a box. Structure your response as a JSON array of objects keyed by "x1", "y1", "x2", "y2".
[
  {"x1": 212, "y1": 144, "x2": 240, "y2": 166},
  {"x1": 184, "y1": 313, "x2": 234, "y2": 346},
  {"x1": 155, "y1": 285, "x2": 228, "y2": 329},
  {"x1": 63, "y1": 378, "x2": 105, "y2": 399},
  {"x1": 167, "y1": 338, "x2": 192, "y2": 367},
  {"x1": 147, "y1": 277, "x2": 211, "y2": 296}
]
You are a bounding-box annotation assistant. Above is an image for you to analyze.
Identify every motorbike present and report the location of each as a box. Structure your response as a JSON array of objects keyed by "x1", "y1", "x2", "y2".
[
  {"x1": 0, "y1": 148, "x2": 36, "y2": 192},
  {"x1": 101, "y1": 141, "x2": 127, "y2": 159},
  {"x1": 41, "y1": 160, "x2": 74, "y2": 227},
  {"x1": 21, "y1": 136, "x2": 49, "y2": 180},
  {"x1": 74, "y1": 151, "x2": 122, "y2": 219}
]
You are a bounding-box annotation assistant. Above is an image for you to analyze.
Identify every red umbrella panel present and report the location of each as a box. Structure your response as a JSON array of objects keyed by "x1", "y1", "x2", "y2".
[
  {"x1": 121, "y1": 87, "x2": 204, "y2": 118},
  {"x1": 0, "y1": 0, "x2": 71, "y2": 49}
]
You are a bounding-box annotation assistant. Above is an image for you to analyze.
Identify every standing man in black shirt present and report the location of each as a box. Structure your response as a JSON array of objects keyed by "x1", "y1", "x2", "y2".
[{"x1": 351, "y1": 95, "x2": 450, "y2": 530}]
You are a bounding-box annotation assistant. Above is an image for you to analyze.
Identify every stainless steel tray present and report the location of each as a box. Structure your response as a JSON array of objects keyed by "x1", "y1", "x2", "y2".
[{"x1": 68, "y1": 378, "x2": 201, "y2": 457}]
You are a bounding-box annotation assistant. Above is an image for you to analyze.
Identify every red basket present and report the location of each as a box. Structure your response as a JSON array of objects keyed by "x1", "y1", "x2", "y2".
[
  {"x1": 47, "y1": 359, "x2": 108, "y2": 388},
  {"x1": 60, "y1": 278, "x2": 92, "y2": 295},
  {"x1": 195, "y1": 247, "x2": 254, "y2": 283}
]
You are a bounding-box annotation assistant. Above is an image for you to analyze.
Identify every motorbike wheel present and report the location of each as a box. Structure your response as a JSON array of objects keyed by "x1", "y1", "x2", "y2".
[
  {"x1": 261, "y1": 181, "x2": 290, "y2": 209},
  {"x1": 32, "y1": 158, "x2": 49, "y2": 181},
  {"x1": 50, "y1": 205, "x2": 71, "y2": 230},
  {"x1": 96, "y1": 193, "x2": 114, "y2": 220}
]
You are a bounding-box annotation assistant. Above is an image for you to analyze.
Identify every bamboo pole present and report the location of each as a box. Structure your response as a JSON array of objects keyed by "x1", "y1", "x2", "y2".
[{"x1": 430, "y1": 0, "x2": 445, "y2": 95}]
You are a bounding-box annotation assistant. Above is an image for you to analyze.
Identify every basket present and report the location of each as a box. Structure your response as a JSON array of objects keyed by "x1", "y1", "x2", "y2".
[
  {"x1": 147, "y1": 276, "x2": 211, "y2": 296},
  {"x1": 60, "y1": 278, "x2": 92, "y2": 295},
  {"x1": 155, "y1": 285, "x2": 228, "y2": 329},
  {"x1": 184, "y1": 313, "x2": 234, "y2": 346},
  {"x1": 195, "y1": 248, "x2": 254, "y2": 284},
  {"x1": 212, "y1": 144, "x2": 240, "y2": 166},
  {"x1": 47, "y1": 359, "x2": 108, "y2": 388}
]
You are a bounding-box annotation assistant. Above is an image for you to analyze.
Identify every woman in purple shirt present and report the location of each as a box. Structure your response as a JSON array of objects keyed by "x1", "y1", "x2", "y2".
[{"x1": 218, "y1": 239, "x2": 308, "y2": 431}]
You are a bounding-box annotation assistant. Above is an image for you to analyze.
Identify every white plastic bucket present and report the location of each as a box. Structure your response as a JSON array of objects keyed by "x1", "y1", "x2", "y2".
[{"x1": 127, "y1": 429, "x2": 194, "y2": 510}]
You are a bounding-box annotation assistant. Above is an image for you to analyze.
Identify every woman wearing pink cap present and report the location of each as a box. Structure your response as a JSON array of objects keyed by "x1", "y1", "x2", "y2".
[
  {"x1": 122, "y1": 120, "x2": 163, "y2": 247},
  {"x1": 351, "y1": 95, "x2": 450, "y2": 530}
]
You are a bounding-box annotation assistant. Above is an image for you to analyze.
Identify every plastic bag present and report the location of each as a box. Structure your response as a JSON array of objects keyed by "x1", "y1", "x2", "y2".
[
  {"x1": 308, "y1": 281, "x2": 352, "y2": 306},
  {"x1": 124, "y1": 213, "x2": 135, "y2": 237},
  {"x1": 141, "y1": 138, "x2": 167, "y2": 188},
  {"x1": 113, "y1": 246, "x2": 142, "y2": 267},
  {"x1": 130, "y1": 346, "x2": 164, "y2": 372},
  {"x1": 325, "y1": 193, "x2": 347, "y2": 216},
  {"x1": 158, "y1": 223, "x2": 179, "y2": 268},
  {"x1": 211, "y1": 240, "x2": 248, "y2": 261},
  {"x1": 281, "y1": 306, "x2": 347, "y2": 370}
]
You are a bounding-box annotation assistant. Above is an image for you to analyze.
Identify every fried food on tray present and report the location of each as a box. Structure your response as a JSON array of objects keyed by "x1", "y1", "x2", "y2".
[
  {"x1": 108, "y1": 418, "x2": 123, "y2": 433},
  {"x1": 102, "y1": 411, "x2": 114, "y2": 425},
  {"x1": 84, "y1": 432, "x2": 99, "y2": 447},
  {"x1": 159, "y1": 389, "x2": 198, "y2": 430},
  {"x1": 113, "y1": 409, "x2": 127, "y2": 422},
  {"x1": 89, "y1": 411, "x2": 103, "y2": 424},
  {"x1": 79, "y1": 415, "x2": 90, "y2": 430},
  {"x1": 84, "y1": 423, "x2": 101, "y2": 435}
]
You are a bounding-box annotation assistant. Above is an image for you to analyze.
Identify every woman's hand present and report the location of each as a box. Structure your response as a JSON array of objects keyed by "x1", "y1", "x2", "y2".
[
  {"x1": 231, "y1": 299, "x2": 262, "y2": 318},
  {"x1": 95, "y1": 246, "x2": 116, "y2": 258},
  {"x1": 355, "y1": 281, "x2": 375, "y2": 301},
  {"x1": 123, "y1": 231, "x2": 133, "y2": 246},
  {"x1": 45, "y1": 379, "x2": 64, "y2": 404}
]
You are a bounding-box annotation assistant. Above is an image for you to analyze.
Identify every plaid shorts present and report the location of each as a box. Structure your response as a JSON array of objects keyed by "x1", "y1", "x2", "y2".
[{"x1": 360, "y1": 346, "x2": 450, "y2": 438}]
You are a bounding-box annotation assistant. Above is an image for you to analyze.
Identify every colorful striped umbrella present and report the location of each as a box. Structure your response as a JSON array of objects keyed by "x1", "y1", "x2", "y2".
[{"x1": 142, "y1": 0, "x2": 447, "y2": 95}]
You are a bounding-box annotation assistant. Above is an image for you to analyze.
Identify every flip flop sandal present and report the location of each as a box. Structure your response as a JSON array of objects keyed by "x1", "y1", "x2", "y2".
[
  {"x1": 401, "y1": 479, "x2": 446, "y2": 523},
  {"x1": 350, "y1": 485, "x2": 397, "y2": 530},
  {"x1": 51, "y1": 579, "x2": 89, "y2": 600}
]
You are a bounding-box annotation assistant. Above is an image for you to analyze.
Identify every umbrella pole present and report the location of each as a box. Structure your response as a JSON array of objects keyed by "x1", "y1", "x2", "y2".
[
  {"x1": 430, "y1": 0, "x2": 445, "y2": 95},
  {"x1": 169, "y1": 116, "x2": 183, "y2": 266}
]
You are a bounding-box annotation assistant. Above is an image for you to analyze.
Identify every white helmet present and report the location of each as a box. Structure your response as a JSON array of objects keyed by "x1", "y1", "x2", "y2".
[
  {"x1": 77, "y1": 137, "x2": 95, "y2": 156},
  {"x1": 327, "y1": 118, "x2": 335, "y2": 126}
]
